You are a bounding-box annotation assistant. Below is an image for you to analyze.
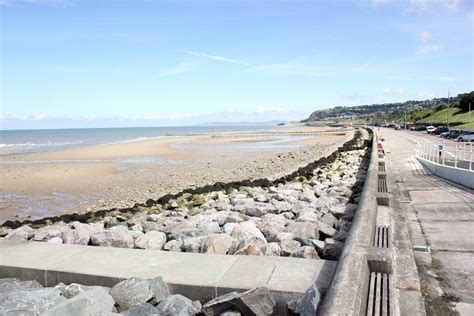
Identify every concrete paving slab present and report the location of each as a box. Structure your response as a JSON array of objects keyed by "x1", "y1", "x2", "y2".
[
  {"x1": 409, "y1": 190, "x2": 471, "y2": 204},
  {"x1": 432, "y1": 251, "x2": 474, "y2": 303},
  {"x1": 268, "y1": 258, "x2": 335, "y2": 294},
  {"x1": 423, "y1": 222, "x2": 474, "y2": 251},
  {"x1": 217, "y1": 255, "x2": 277, "y2": 291},
  {"x1": 414, "y1": 203, "x2": 474, "y2": 222}
]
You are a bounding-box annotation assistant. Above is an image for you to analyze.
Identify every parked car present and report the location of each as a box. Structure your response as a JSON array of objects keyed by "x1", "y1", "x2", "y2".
[
  {"x1": 439, "y1": 130, "x2": 452, "y2": 138},
  {"x1": 409, "y1": 126, "x2": 417, "y2": 131},
  {"x1": 394, "y1": 125, "x2": 401, "y2": 130},
  {"x1": 433, "y1": 127, "x2": 449, "y2": 135},
  {"x1": 426, "y1": 126, "x2": 436, "y2": 134},
  {"x1": 457, "y1": 132, "x2": 474, "y2": 142},
  {"x1": 449, "y1": 130, "x2": 469, "y2": 139}
]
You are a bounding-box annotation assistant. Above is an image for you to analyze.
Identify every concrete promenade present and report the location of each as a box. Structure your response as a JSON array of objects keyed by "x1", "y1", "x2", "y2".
[
  {"x1": 380, "y1": 128, "x2": 474, "y2": 315},
  {"x1": 0, "y1": 239, "x2": 336, "y2": 313}
]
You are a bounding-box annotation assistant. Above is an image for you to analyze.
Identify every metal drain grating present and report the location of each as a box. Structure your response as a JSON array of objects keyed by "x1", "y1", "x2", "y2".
[
  {"x1": 374, "y1": 225, "x2": 389, "y2": 248},
  {"x1": 378, "y1": 178, "x2": 388, "y2": 193},
  {"x1": 366, "y1": 272, "x2": 391, "y2": 316},
  {"x1": 378, "y1": 162, "x2": 386, "y2": 172}
]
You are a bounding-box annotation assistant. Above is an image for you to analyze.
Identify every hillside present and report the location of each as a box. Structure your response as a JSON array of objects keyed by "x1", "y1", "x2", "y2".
[{"x1": 303, "y1": 92, "x2": 473, "y2": 130}]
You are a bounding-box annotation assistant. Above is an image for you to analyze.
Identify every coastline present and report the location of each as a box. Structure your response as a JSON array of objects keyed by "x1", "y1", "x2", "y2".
[{"x1": 0, "y1": 126, "x2": 353, "y2": 222}]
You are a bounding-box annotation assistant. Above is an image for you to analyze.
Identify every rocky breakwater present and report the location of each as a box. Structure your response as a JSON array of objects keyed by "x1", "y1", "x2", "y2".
[
  {"x1": 1, "y1": 132, "x2": 370, "y2": 260},
  {"x1": 0, "y1": 277, "x2": 280, "y2": 315}
]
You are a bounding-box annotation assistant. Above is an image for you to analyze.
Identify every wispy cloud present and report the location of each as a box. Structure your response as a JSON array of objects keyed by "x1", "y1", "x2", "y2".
[
  {"x1": 186, "y1": 51, "x2": 252, "y2": 66},
  {"x1": 427, "y1": 75, "x2": 457, "y2": 82},
  {"x1": 416, "y1": 31, "x2": 443, "y2": 55},
  {"x1": 157, "y1": 61, "x2": 195, "y2": 77}
]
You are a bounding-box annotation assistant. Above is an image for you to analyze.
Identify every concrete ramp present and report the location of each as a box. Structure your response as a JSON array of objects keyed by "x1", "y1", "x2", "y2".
[{"x1": 0, "y1": 239, "x2": 336, "y2": 312}]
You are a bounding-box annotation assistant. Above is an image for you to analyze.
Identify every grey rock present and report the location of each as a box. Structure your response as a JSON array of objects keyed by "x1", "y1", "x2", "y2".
[
  {"x1": 318, "y1": 221, "x2": 337, "y2": 238},
  {"x1": 220, "y1": 310, "x2": 242, "y2": 316},
  {"x1": 5, "y1": 226, "x2": 34, "y2": 241},
  {"x1": 270, "y1": 200, "x2": 293, "y2": 213},
  {"x1": 62, "y1": 223, "x2": 95, "y2": 245},
  {"x1": 110, "y1": 277, "x2": 170, "y2": 311},
  {"x1": 163, "y1": 239, "x2": 182, "y2": 252},
  {"x1": 58, "y1": 283, "x2": 110, "y2": 299},
  {"x1": 48, "y1": 237, "x2": 64, "y2": 244},
  {"x1": 0, "y1": 288, "x2": 66, "y2": 315},
  {"x1": 285, "y1": 222, "x2": 319, "y2": 240},
  {"x1": 300, "y1": 284, "x2": 321, "y2": 316},
  {"x1": 291, "y1": 246, "x2": 319, "y2": 259},
  {"x1": 122, "y1": 302, "x2": 161, "y2": 315},
  {"x1": 0, "y1": 278, "x2": 43, "y2": 293},
  {"x1": 320, "y1": 213, "x2": 339, "y2": 229},
  {"x1": 157, "y1": 294, "x2": 201, "y2": 315},
  {"x1": 230, "y1": 221, "x2": 267, "y2": 253},
  {"x1": 258, "y1": 221, "x2": 285, "y2": 242},
  {"x1": 203, "y1": 234, "x2": 238, "y2": 255},
  {"x1": 295, "y1": 210, "x2": 318, "y2": 223},
  {"x1": 265, "y1": 242, "x2": 281, "y2": 256},
  {"x1": 0, "y1": 227, "x2": 12, "y2": 237},
  {"x1": 134, "y1": 231, "x2": 167, "y2": 250},
  {"x1": 323, "y1": 238, "x2": 344, "y2": 260},
  {"x1": 234, "y1": 243, "x2": 264, "y2": 256},
  {"x1": 203, "y1": 287, "x2": 275, "y2": 315},
  {"x1": 43, "y1": 287, "x2": 115, "y2": 316},
  {"x1": 280, "y1": 239, "x2": 301, "y2": 256},
  {"x1": 91, "y1": 226, "x2": 134, "y2": 248}
]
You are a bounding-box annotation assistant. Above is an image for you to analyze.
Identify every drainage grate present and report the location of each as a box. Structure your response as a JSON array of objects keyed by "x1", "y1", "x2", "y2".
[
  {"x1": 378, "y1": 162, "x2": 386, "y2": 172},
  {"x1": 366, "y1": 272, "x2": 391, "y2": 316},
  {"x1": 378, "y1": 178, "x2": 388, "y2": 193},
  {"x1": 373, "y1": 225, "x2": 390, "y2": 248}
]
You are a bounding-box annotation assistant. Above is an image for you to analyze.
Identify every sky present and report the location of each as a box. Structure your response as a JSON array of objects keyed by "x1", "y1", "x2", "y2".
[{"x1": 0, "y1": 0, "x2": 473, "y2": 129}]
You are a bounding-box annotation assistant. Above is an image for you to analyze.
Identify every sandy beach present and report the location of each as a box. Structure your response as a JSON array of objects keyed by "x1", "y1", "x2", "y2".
[{"x1": 0, "y1": 125, "x2": 353, "y2": 222}]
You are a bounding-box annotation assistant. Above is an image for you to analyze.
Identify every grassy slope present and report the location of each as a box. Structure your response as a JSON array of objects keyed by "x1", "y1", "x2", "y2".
[{"x1": 418, "y1": 107, "x2": 474, "y2": 130}]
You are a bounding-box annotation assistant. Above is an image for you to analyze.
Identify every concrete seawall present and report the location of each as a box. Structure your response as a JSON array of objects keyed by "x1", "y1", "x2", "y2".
[{"x1": 417, "y1": 157, "x2": 474, "y2": 189}]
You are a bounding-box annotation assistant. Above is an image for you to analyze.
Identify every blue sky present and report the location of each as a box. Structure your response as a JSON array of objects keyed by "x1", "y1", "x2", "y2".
[{"x1": 0, "y1": 0, "x2": 473, "y2": 129}]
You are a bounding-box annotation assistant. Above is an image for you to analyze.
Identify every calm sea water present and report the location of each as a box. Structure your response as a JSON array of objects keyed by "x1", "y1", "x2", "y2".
[{"x1": 0, "y1": 126, "x2": 275, "y2": 154}]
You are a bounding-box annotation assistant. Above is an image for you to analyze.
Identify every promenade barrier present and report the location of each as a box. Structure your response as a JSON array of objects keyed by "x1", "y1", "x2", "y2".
[
  {"x1": 416, "y1": 141, "x2": 474, "y2": 189},
  {"x1": 319, "y1": 128, "x2": 395, "y2": 315}
]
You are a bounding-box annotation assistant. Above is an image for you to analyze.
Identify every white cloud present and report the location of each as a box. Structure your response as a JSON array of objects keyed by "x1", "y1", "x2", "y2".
[
  {"x1": 417, "y1": 91, "x2": 435, "y2": 99},
  {"x1": 416, "y1": 31, "x2": 443, "y2": 55},
  {"x1": 186, "y1": 51, "x2": 251, "y2": 66},
  {"x1": 382, "y1": 87, "x2": 404, "y2": 95}
]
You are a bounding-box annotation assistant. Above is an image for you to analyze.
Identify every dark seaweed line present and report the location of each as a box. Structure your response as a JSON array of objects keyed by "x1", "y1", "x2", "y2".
[{"x1": 1, "y1": 128, "x2": 372, "y2": 229}]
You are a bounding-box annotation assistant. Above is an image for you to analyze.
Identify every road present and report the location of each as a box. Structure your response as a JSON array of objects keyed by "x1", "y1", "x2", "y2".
[
  {"x1": 381, "y1": 127, "x2": 474, "y2": 315},
  {"x1": 378, "y1": 128, "x2": 473, "y2": 170}
]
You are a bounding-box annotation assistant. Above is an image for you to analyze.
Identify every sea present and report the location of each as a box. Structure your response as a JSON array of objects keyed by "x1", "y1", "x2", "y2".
[{"x1": 0, "y1": 126, "x2": 276, "y2": 155}]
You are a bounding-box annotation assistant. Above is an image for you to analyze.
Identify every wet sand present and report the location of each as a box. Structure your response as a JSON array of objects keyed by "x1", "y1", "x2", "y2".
[{"x1": 0, "y1": 125, "x2": 353, "y2": 222}]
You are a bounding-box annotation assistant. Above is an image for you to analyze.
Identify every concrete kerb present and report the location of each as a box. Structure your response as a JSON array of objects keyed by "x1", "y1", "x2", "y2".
[{"x1": 319, "y1": 128, "x2": 379, "y2": 315}]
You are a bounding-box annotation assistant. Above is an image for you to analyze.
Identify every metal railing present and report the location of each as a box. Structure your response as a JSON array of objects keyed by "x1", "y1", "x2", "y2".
[{"x1": 416, "y1": 141, "x2": 473, "y2": 171}]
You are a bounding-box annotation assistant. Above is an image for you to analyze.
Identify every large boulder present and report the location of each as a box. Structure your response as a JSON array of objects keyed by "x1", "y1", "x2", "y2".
[
  {"x1": 110, "y1": 277, "x2": 169, "y2": 311},
  {"x1": 203, "y1": 287, "x2": 275, "y2": 315},
  {"x1": 323, "y1": 238, "x2": 344, "y2": 260},
  {"x1": 5, "y1": 226, "x2": 34, "y2": 241},
  {"x1": 90, "y1": 226, "x2": 134, "y2": 248},
  {"x1": 285, "y1": 222, "x2": 319, "y2": 240},
  {"x1": 122, "y1": 302, "x2": 161, "y2": 315},
  {"x1": 0, "y1": 288, "x2": 66, "y2": 315},
  {"x1": 203, "y1": 234, "x2": 238, "y2": 255},
  {"x1": 62, "y1": 223, "x2": 98, "y2": 245},
  {"x1": 230, "y1": 221, "x2": 267, "y2": 253},
  {"x1": 234, "y1": 244, "x2": 264, "y2": 256},
  {"x1": 300, "y1": 284, "x2": 321, "y2": 316},
  {"x1": 280, "y1": 239, "x2": 301, "y2": 256},
  {"x1": 134, "y1": 231, "x2": 167, "y2": 250},
  {"x1": 0, "y1": 278, "x2": 43, "y2": 293},
  {"x1": 42, "y1": 287, "x2": 115, "y2": 316},
  {"x1": 157, "y1": 294, "x2": 201, "y2": 315}
]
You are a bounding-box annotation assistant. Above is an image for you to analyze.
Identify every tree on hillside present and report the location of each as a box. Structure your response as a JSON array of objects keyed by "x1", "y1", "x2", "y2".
[{"x1": 458, "y1": 91, "x2": 474, "y2": 112}]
